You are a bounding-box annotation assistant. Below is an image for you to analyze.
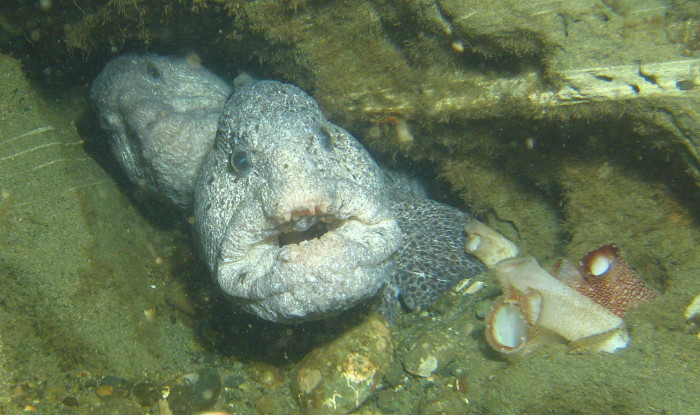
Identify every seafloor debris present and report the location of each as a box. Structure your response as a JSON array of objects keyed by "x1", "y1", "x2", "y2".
[{"x1": 292, "y1": 315, "x2": 392, "y2": 415}]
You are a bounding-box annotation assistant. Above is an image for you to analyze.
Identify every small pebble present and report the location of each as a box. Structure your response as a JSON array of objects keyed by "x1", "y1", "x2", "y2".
[
  {"x1": 253, "y1": 396, "x2": 278, "y2": 414},
  {"x1": 131, "y1": 382, "x2": 160, "y2": 407},
  {"x1": 95, "y1": 384, "x2": 114, "y2": 398},
  {"x1": 62, "y1": 396, "x2": 79, "y2": 406},
  {"x1": 246, "y1": 362, "x2": 286, "y2": 389},
  {"x1": 163, "y1": 368, "x2": 221, "y2": 414},
  {"x1": 96, "y1": 375, "x2": 131, "y2": 399}
]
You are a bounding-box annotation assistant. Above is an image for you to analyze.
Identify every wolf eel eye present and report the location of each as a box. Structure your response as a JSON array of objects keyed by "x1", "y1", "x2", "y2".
[
  {"x1": 146, "y1": 63, "x2": 161, "y2": 79},
  {"x1": 229, "y1": 150, "x2": 250, "y2": 173}
]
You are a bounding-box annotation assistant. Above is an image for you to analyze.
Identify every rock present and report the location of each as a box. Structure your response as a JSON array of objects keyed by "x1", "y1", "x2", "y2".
[
  {"x1": 131, "y1": 382, "x2": 160, "y2": 408},
  {"x1": 382, "y1": 361, "x2": 407, "y2": 388},
  {"x1": 292, "y1": 315, "x2": 393, "y2": 415},
  {"x1": 419, "y1": 391, "x2": 471, "y2": 415},
  {"x1": 96, "y1": 375, "x2": 131, "y2": 399},
  {"x1": 376, "y1": 389, "x2": 402, "y2": 413},
  {"x1": 254, "y1": 395, "x2": 279, "y2": 414},
  {"x1": 161, "y1": 368, "x2": 221, "y2": 415},
  {"x1": 403, "y1": 331, "x2": 458, "y2": 378},
  {"x1": 247, "y1": 362, "x2": 286, "y2": 389}
]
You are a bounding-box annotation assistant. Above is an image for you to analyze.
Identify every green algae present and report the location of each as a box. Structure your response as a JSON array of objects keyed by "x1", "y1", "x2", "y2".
[
  {"x1": 1, "y1": 0, "x2": 700, "y2": 414},
  {"x1": 0, "y1": 52, "x2": 202, "y2": 412}
]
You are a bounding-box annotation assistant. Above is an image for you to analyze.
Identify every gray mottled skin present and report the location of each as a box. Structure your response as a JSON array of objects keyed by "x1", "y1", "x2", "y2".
[
  {"x1": 194, "y1": 80, "x2": 403, "y2": 322},
  {"x1": 92, "y1": 55, "x2": 485, "y2": 323},
  {"x1": 90, "y1": 54, "x2": 232, "y2": 209}
]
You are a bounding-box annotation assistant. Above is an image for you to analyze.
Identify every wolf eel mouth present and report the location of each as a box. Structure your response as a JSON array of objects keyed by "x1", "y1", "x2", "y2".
[
  {"x1": 215, "y1": 198, "x2": 401, "y2": 321},
  {"x1": 277, "y1": 205, "x2": 339, "y2": 248}
]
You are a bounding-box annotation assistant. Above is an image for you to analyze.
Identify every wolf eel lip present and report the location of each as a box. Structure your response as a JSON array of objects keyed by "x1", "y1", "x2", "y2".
[
  {"x1": 274, "y1": 203, "x2": 347, "y2": 248},
  {"x1": 218, "y1": 198, "x2": 395, "y2": 274},
  {"x1": 215, "y1": 195, "x2": 401, "y2": 318},
  {"x1": 275, "y1": 203, "x2": 329, "y2": 223}
]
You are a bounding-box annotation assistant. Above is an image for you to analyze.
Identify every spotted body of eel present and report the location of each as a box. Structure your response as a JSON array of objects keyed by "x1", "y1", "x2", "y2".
[{"x1": 91, "y1": 54, "x2": 485, "y2": 323}]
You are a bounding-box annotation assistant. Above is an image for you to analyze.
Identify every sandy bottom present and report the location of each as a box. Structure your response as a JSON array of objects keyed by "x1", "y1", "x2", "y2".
[{"x1": 1, "y1": 51, "x2": 699, "y2": 414}]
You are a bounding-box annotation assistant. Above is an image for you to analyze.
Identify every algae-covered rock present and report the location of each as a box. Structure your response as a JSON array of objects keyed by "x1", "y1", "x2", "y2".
[
  {"x1": 403, "y1": 330, "x2": 458, "y2": 378},
  {"x1": 161, "y1": 368, "x2": 222, "y2": 415},
  {"x1": 5, "y1": 0, "x2": 700, "y2": 193},
  {"x1": 0, "y1": 335, "x2": 10, "y2": 409},
  {"x1": 292, "y1": 315, "x2": 393, "y2": 415},
  {"x1": 419, "y1": 390, "x2": 471, "y2": 415},
  {"x1": 0, "y1": 51, "x2": 195, "y2": 386}
]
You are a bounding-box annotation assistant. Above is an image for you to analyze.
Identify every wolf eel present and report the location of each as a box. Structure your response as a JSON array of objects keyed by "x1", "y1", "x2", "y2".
[{"x1": 91, "y1": 54, "x2": 486, "y2": 323}]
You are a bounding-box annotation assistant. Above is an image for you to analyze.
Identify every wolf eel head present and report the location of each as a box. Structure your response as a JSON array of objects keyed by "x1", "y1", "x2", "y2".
[{"x1": 194, "y1": 80, "x2": 403, "y2": 323}]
